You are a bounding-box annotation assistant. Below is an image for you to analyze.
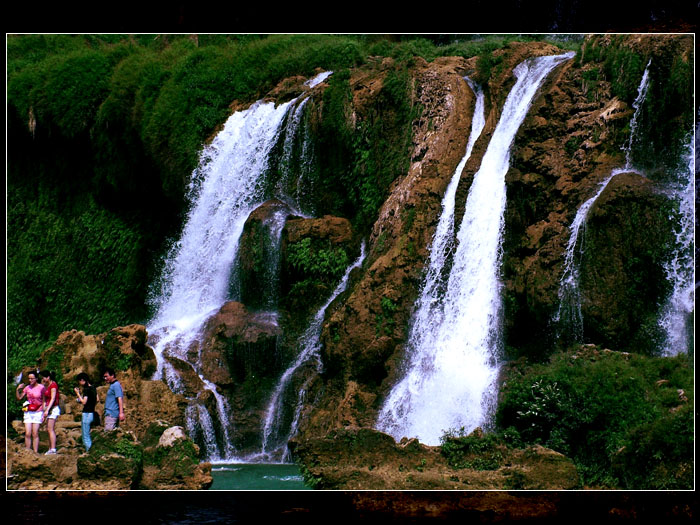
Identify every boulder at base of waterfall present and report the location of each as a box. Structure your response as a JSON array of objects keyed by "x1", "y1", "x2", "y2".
[
  {"x1": 140, "y1": 424, "x2": 213, "y2": 490},
  {"x1": 192, "y1": 301, "x2": 284, "y2": 454}
]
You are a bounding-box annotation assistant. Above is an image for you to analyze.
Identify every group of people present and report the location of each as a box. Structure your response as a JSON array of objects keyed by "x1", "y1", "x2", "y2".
[{"x1": 14, "y1": 367, "x2": 125, "y2": 454}]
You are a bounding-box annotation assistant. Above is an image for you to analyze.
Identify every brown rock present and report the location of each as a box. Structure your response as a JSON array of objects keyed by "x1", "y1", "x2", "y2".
[{"x1": 290, "y1": 427, "x2": 579, "y2": 490}]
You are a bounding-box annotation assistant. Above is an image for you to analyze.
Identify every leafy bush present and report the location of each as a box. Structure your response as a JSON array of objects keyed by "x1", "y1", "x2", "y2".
[
  {"x1": 282, "y1": 237, "x2": 351, "y2": 318},
  {"x1": 286, "y1": 237, "x2": 350, "y2": 282},
  {"x1": 440, "y1": 430, "x2": 506, "y2": 470},
  {"x1": 497, "y1": 349, "x2": 693, "y2": 488}
]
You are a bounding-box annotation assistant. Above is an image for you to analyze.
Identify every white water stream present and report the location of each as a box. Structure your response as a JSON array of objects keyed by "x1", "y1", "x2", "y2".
[
  {"x1": 146, "y1": 72, "x2": 331, "y2": 460},
  {"x1": 378, "y1": 53, "x2": 574, "y2": 445},
  {"x1": 658, "y1": 136, "x2": 695, "y2": 355},
  {"x1": 255, "y1": 242, "x2": 367, "y2": 462}
]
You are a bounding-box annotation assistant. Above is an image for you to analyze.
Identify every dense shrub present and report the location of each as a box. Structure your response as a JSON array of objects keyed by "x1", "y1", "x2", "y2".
[
  {"x1": 282, "y1": 237, "x2": 351, "y2": 316},
  {"x1": 497, "y1": 349, "x2": 693, "y2": 488}
]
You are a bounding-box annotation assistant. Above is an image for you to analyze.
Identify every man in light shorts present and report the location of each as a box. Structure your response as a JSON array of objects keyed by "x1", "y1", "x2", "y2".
[{"x1": 103, "y1": 368, "x2": 125, "y2": 430}]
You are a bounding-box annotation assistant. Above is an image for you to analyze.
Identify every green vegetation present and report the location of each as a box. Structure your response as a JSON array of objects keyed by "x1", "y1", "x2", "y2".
[
  {"x1": 311, "y1": 65, "x2": 419, "y2": 231},
  {"x1": 375, "y1": 296, "x2": 399, "y2": 337},
  {"x1": 286, "y1": 237, "x2": 350, "y2": 282},
  {"x1": 7, "y1": 34, "x2": 581, "y2": 374},
  {"x1": 440, "y1": 431, "x2": 506, "y2": 470},
  {"x1": 496, "y1": 349, "x2": 693, "y2": 488},
  {"x1": 7, "y1": 34, "x2": 366, "y2": 373}
]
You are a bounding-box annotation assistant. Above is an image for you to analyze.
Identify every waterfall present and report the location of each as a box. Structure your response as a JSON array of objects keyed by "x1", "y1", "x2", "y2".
[
  {"x1": 377, "y1": 52, "x2": 574, "y2": 445},
  {"x1": 274, "y1": 97, "x2": 310, "y2": 208},
  {"x1": 146, "y1": 72, "x2": 330, "y2": 460},
  {"x1": 258, "y1": 242, "x2": 367, "y2": 462},
  {"x1": 658, "y1": 136, "x2": 694, "y2": 355},
  {"x1": 553, "y1": 168, "x2": 623, "y2": 343},
  {"x1": 554, "y1": 60, "x2": 653, "y2": 344},
  {"x1": 623, "y1": 60, "x2": 651, "y2": 171},
  {"x1": 406, "y1": 76, "x2": 486, "y2": 338}
]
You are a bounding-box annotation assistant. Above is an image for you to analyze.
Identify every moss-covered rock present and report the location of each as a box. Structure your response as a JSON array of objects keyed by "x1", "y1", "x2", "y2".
[
  {"x1": 580, "y1": 172, "x2": 675, "y2": 352},
  {"x1": 76, "y1": 429, "x2": 143, "y2": 487},
  {"x1": 234, "y1": 199, "x2": 293, "y2": 311},
  {"x1": 141, "y1": 425, "x2": 213, "y2": 490},
  {"x1": 290, "y1": 427, "x2": 578, "y2": 490}
]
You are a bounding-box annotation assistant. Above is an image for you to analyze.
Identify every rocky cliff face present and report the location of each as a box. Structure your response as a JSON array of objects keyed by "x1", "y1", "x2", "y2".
[
  {"x1": 296, "y1": 41, "x2": 588, "y2": 441},
  {"x1": 501, "y1": 34, "x2": 692, "y2": 358},
  {"x1": 284, "y1": 36, "x2": 691, "y2": 487},
  {"x1": 7, "y1": 35, "x2": 691, "y2": 491}
]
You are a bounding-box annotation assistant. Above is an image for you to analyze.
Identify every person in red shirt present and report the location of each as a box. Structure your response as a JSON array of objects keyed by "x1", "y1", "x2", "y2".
[
  {"x1": 40, "y1": 370, "x2": 60, "y2": 455},
  {"x1": 15, "y1": 371, "x2": 45, "y2": 452}
]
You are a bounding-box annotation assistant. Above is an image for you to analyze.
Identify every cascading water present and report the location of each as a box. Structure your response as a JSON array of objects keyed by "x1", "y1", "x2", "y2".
[
  {"x1": 554, "y1": 60, "x2": 652, "y2": 343},
  {"x1": 274, "y1": 98, "x2": 310, "y2": 207},
  {"x1": 146, "y1": 72, "x2": 331, "y2": 460},
  {"x1": 658, "y1": 135, "x2": 694, "y2": 355},
  {"x1": 404, "y1": 76, "x2": 486, "y2": 336},
  {"x1": 553, "y1": 167, "x2": 623, "y2": 343},
  {"x1": 623, "y1": 60, "x2": 651, "y2": 170},
  {"x1": 377, "y1": 53, "x2": 574, "y2": 445},
  {"x1": 256, "y1": 242, "x2": 366, "y2": 462}
]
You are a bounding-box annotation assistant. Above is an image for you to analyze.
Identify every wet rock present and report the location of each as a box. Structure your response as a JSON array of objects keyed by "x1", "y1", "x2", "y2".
[
  {"x1": 198, "y1": 301, "x2": 282, "y2": 387},
  {"x1": 236, "y1": 199, "x2": 293, "y2": 310},
  {"x1": 184, "y1": 301, "x2": 283, "y2": 455},
  {"x1": 580, "y1": 172, "x2": 675, "y2": 351}
]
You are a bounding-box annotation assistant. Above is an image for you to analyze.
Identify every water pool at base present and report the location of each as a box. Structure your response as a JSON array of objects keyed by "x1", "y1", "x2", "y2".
[{"x1": 209, "y1": 463, "x2": 311, "y2": 490}]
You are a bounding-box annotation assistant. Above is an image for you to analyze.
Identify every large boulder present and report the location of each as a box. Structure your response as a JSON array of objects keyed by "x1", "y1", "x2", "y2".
[
  {"x1": 579, "y1": 172, "x2": 675, "y2": 352},
  {"x1": 290, "y1": 427, "x2": 579, "y2": 490},
  {"x1": 140, "y1": 424, "x2": 213, "y2": 490},
  {"x1": 235, "y1": 199, "x2": 293, "y2": 310},
  {"x1": 176, "y1": 301, "x2": 282, "y2": 454},
  {"x1": 198, "y1": 301, "x2": 282, "y2": 388}
]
